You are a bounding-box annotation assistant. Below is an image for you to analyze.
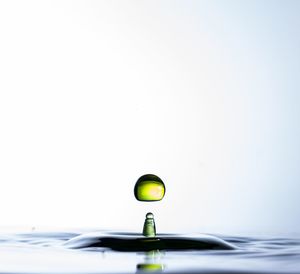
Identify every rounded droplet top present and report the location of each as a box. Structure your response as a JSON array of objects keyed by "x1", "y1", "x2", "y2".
[
  {"x1": 134, "y1": 174, "x2": 166, "y2": 202},
  {"x1": 146, "y1": 212, "x2": 154, "y2": 219}
]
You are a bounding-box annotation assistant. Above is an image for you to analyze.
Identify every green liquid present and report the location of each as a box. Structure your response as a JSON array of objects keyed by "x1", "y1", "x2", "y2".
[
  {"x1": 134, "y1": 174, "x2": 165, "y2": 202},
  {"x1": 134, "y1": 174, "x2": 166, "y2": 237},
  {"x1": 143, "y1": 213, "x2": 156, "y2": 237}
]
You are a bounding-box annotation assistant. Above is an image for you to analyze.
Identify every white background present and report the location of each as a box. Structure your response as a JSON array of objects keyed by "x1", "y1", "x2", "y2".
[{"x1": 0, "y1": 1, "x2": 299, "y2": 236}]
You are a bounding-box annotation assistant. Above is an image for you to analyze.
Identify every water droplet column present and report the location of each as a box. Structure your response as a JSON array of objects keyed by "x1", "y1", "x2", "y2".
[{"x1": 134, "y1": 174, "x2": 166, "y2": 237}]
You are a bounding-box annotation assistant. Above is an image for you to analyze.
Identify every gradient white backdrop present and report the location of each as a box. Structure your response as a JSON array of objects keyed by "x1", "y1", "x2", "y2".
[{"x1": 0, "y1": 0, "x2": 299, "y2": 236}]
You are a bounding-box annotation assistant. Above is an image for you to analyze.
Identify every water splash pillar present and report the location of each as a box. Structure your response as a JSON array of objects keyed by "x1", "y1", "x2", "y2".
[{"x1": 134, "y1": 174, "x2": 166, "y2": 237}]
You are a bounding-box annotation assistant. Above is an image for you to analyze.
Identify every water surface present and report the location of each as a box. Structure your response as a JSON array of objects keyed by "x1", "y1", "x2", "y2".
[{"x1": 0, "y1": 229, "x2": 299, "y2": 273}]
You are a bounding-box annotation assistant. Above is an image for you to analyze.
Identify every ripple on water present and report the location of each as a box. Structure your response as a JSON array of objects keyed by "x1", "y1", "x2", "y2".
[
  {"x1": 0, "y1": 230, "x2": 300, "y2": 274},
  {"x1": 64, "y1": 232, "x2": 236, "y2": 251}
]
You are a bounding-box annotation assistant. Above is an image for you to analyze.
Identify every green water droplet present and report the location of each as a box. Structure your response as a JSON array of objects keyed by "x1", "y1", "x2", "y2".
[
  {"x1": 143, "y1": 212, "x2": 156, "y2": 237},
  {"x1": 134, "y1": 174, "x2": 166, "y2": 202},
  {"x1": 137, "y1": 263, "x2": 164, "y2": 272}
]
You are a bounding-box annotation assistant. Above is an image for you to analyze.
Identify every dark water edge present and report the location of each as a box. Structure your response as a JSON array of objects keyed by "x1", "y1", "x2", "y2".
[
  {"x1": 0, "y1": 230, "x2": 300, "y2": 274},
  {"x1": 64, "y1": 232, "x2": 235, "y2": 251}
]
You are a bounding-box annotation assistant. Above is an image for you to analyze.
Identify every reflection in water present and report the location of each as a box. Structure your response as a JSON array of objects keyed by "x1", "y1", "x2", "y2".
[{"x1": 136, "y1": 250, "x2": 164, "y2": 273}]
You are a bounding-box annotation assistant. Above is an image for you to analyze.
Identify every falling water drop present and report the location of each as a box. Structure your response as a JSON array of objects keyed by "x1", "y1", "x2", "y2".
[{"x1": 134, "y1": 174, "x2": 165, "y2": 202}]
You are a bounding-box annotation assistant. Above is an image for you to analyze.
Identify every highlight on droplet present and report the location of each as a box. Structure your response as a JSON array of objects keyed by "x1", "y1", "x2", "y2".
[{"x1": 134, "y1": 174, "x2": 166, "y2": 202}]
